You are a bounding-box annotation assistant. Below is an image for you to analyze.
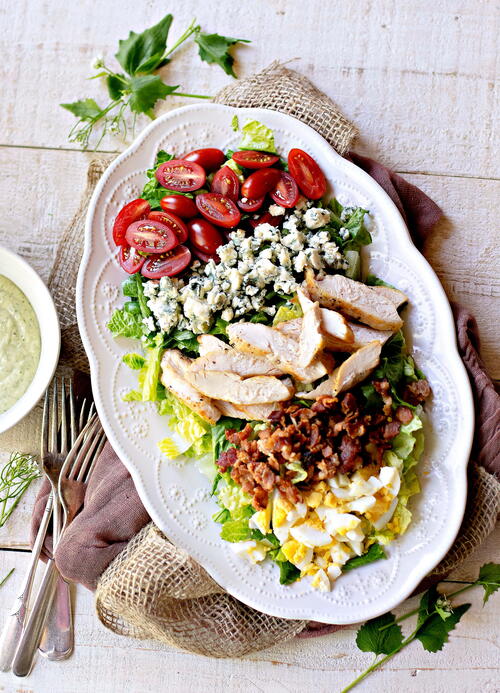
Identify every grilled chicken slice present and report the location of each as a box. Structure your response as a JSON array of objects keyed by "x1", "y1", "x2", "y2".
[
  {"x1": 186, "y1": 370, "x2": 294, "y2": 404},
  {"x1": 330, "y1": 341, "x2": 382, "y2": 395},
  {"x1": 345, "y1": 323, "x2": 393, "y2": 352},
  {"x1": 300, "y1": 379, "x2": 331, "y2": 400},
  {"x1": 197, "y1": 334, "x2": 230, "y2": 356},
  {"x1": 227, "y1": 322, "x2": 327, "y2": 382},
  {"x1": 276, "y1": 306, "x2": 354, "y2": 352},
  {"x1": 160, "y1": 350, "x2": 221, "y2": 424},
  {"x1": 371, "y1": 286, "x2": 408, "y2": 308},
  {"x1": 305, "y1": 271, "x2": 403, "y2": 331},
  {"x1": 215, "y1": 400, "x2": 281, "y2": 421},
  {"x1": 191, "y1": 349, "x2": 283, "y2": 377},
  {"x1": 297, "y1": 289, "x2": 325, "y2": 367}
]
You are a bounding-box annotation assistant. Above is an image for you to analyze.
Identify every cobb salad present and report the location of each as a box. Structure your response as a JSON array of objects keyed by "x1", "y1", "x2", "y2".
[{"x1": 107, "y1": 118, "x2": 431, "y2": 591}]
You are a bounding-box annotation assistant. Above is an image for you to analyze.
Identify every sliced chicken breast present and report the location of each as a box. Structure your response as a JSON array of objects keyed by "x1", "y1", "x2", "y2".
[
  {"x1": 300, "y1": 379, "x2": 331, "y2": 400},
  {"x1": 275, "y1": 318, "x2": 301, "y2": 339},
  {"x1": 215, "y1": 400, "x2": 281, "y2": 421},
  {"x1": 297, "y1": 289, "x2": 325, "y2": 367},
  {"x1": 276, "y1": 308, "x2": 354, "y2": 352},
  {"x1": 330, "y1": 341, "x2": 382, "y2": 395},
  {"x1": 345, "y1": 323, "x2": 393, "y2": 352},
  {"x1": 305, "y1": 271, "x2": 403, "y2": 331},
  {"x1": 197, "y1": 334, "x2": 230, "y2": 357},
  {"x1": 186, "y1": 370, "x2": 295, "y2": 404},
  {"x1": 227, "y1": 322, "x2": 327, "y2": 382},
  {"x1": 191, "y1": 349, "x2": 283, "y2": 377},
  {"x1": 371, "y1": 285, "x2": 408, "y2": 308},
  {"x1": 160, "y1": 351, "x2": 221, "y2": 424}
]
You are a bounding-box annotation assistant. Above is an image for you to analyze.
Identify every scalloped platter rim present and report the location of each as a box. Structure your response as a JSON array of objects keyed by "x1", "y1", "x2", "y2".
[{"x1": 76, "y1": 104, "x2": 474, "y2": 624}]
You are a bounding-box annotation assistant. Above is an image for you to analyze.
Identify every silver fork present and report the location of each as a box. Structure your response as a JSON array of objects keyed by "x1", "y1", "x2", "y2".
[
  {"x1": 12, "y1": 414, "x2": 106, "y2": 677},
  {"x1": 38, "y1": 389, "x2": 95, "y2": 661},
  {"x1": 0, "y1": 379, "x2": 89, "y2": 672}
]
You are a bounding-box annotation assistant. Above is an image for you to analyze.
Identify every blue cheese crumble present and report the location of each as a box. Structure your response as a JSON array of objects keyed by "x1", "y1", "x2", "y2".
[{"x1": 144, "y1": 204, "x2": 349, "y2": 335}]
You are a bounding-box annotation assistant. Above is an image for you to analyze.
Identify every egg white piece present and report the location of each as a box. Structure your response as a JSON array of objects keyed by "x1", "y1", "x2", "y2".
[
  {"x1": 310, "y1": 568, "x2": 330, "y2": 592},
  {"x1": 379, "y1": 466, "x2": 401, "y2": 497},
  {"x1": 371, "y1": 496, "x2": 399, "y2": 530},
  {"x1": 231, "y1": 540, "x2": 268, "y2": 563},
  {"x1": 290, "y1": 522, "x2": 332, "y2": 548}
]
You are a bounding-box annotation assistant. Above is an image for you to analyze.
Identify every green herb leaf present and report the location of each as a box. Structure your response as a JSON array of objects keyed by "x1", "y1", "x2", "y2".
[
  {"x1": 231, "y1": 115, "x2": 239, "y2": 131},
  {"x1": 343, "y1": 544, "x2": 387, "y2": 572},
  {"x1": 107, "y1": 73, "x2": 128, "y2": 100},
  {"x1": 477, "y1": 562, "x2": 500, "y2": 604},
  {"x1": 195, "y1": 31, "x2": 250, "y2": 77},
  {"x1": 60, "y1": 98, "x2": 102, "y2": 121},
  {"x1": 356, "y1": 612, "x2": 403, "y2": 655},
  {"x1": 278, "y1": 561, "x2": 301, "y2": 585},
  {"x1": 0, "y1": 453, "x2": 41, "y2": 528},
  {"x1": 128, "y1": 75, "x2": 179, "y2": 115},
  {"x1": 0, "y1": 568, "x2": 15, "y2": 588},
  {"x1": 415, "y1": 603, "x2": 471, "y2": 652},
  {"x1": 107, "y1": 307, "x2": 144, "y2": 339},
  {"x1": 365, "y1": 274, "x2": 396, "y2": 289},
  {"x1": 115, "y1": 13, "x2": 173, "y2": 76},
  {"x1": 122, "y1": 352, "x2": 146, "y2": 370},
  {"x1": 238, "y1": 119, "x2": 277, "y2": 153}
]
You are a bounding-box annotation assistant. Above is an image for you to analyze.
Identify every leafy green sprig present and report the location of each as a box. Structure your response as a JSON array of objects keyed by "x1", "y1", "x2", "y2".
[
  {"x1": 342, "y1": 562, "x2": 500, "y2": 692},
  {"x1": 0, "y1": 452, "x2": 41, "y2": 527},
  {"x1": 61, "y1": 14, "x2": 250, "y2": 149},
  {"x1": 0, "y1": 568, "x2": 15, "y2": 588}
]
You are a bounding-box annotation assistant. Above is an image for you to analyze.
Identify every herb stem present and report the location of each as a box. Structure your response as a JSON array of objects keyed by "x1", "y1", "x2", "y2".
[
  {"x1": 162, "y1": 19, "x2": 199, "y2": 60},
  {"x1": 0, "y1": 567, "x2": 15, "y2": 588},
  {"x1": 174, "y1": 92, "x2": 212, "y2": 99},
  {"x1": 341, "y1": 632, "x2": 417, "y2": 693}
]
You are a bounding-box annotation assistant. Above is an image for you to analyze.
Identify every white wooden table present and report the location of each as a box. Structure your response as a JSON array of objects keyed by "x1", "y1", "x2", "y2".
[{"x1": 0, "y1": 1, "x2": 498, "y2": 691}]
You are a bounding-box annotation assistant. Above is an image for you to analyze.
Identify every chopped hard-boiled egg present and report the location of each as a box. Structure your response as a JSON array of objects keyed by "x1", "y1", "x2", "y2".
[
  {"x1": 249, "y1": 499, "x2": 272, "y2": 535},
  {"x1": 290, "y1": 520, "x2": 332, "y2": 548},
  {"x1": 231, "y1": 540, "x2": 268, "y2": 564},
  {"x1": 281, "y1": 539, "x2": 313, "y2": 569},
  {"x1": 311, "y1": 568, "x2": 330, "y2": 592}
]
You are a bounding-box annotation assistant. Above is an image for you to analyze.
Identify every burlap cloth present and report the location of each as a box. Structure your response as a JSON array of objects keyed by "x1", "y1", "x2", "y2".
[{"x1": 35, "y1": 62, "x2": 499, "y2": 657}]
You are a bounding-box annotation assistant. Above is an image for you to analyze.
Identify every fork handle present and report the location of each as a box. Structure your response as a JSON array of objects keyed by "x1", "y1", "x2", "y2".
[
  {"x1": 38, "y1": 575, "x2": 73, "y2": 660},
  {"x1": 12, "y1": 560, "x2": 58, "y2": 677},
  {"x1": 0, "y1": 495, "x2": 53, "y2": 672}
]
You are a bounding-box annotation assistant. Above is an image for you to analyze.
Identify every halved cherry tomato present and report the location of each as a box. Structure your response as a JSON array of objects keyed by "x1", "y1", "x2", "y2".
[
  {"x1": 118, "y1": 244, "x2": 145, "y2": 274},
  {"x1": 287, "y1": 149, "x2": 326, "y2": 200},
  {"x1": 112, "y1": 198, "x2": 150, "y2": 246},
  {"x1": 191, "y1": 247, "x2": 220, "y2": 264},
  {"x1": 237, "y1": 196, "x2": 264, "y2": 212},
  {"x1": 125, "y1": 220, "x2": 178, "y2": 254},
  {"x1": 155, "y1": 159, "x2": 206, "y2": 192},
  {"x1": 241, "y1": 168, "x2": 281, "y2": 199},
  {"x1": 141, "y1": 246, "x2": 192, "y2": 279},
  {"x1": 160, "y1": 195, "x2": 197, "y2": 219},
  {"x1": 232, "y1": 151, "x2": 280, "y2": 169},
  {"x1": 211, "y1": 166, "x2": 240, "y2": 201},
  {"x1": 249, "y1": 212, "x2": 282, "y2": 229},
  {"x1": 183, "y1": 148, "x2": 226, "y2": 172},
  {"x1": 195, "y1": 193, "x2": 241, "y2": 229},
  {"x1": 270, "y1": 171, "x2": 299, "y2": 208},
  {"x1": 148, "y1": 210, "x2": 188, "y2": 244},
  {"x1": 187, "y1": 218, "x2": 224, "y2": 255}
]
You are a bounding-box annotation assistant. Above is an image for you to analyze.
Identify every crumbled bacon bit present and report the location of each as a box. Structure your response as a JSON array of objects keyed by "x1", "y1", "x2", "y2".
[
  {"x1": 404, "y1": 379, "x2": 432, "y2": 405},
  {"x1": 395, "y1": 406, "x2": 414, "y2": 424}
]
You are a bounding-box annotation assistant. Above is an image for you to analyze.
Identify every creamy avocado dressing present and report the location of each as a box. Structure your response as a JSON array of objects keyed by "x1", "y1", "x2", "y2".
[{"x1": 0, "y1": 275, "x2": 41, "y2": 413}]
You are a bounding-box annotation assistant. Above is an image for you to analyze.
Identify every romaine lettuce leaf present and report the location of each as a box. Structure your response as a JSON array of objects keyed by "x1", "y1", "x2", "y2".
[
  {"x1": 238, "y1": 119, "x2": 277, "y2": 153},
  {"x1": 273, "y1": 300, "x2": 303, "y2": 325},
  {"x1": 157, "y1": 390, "x2": 210, "y2": 445}
]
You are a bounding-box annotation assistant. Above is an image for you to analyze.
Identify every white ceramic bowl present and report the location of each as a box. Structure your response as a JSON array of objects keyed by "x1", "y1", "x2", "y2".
[{"x1": 0, "y1": 246, "x2": 60, "y2": 433}]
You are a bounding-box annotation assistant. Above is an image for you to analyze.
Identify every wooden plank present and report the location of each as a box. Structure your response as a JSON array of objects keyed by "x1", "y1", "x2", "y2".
[
  {"x1": 0, "y1": 529, "x2": 498, "y2": 692},
  {"x1": 0, "y1": 0, "x2": 498, "y2": 178}
]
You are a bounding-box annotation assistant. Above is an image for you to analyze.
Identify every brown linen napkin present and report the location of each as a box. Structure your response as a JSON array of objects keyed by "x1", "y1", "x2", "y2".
[{"x1": 32, "y1": 62, "x2": 500, "y2": 657}]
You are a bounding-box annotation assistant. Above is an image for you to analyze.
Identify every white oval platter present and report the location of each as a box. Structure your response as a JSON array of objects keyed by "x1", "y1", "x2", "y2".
[{"x1": 76, "y1": 104, "x2": 473, "y2": 624}]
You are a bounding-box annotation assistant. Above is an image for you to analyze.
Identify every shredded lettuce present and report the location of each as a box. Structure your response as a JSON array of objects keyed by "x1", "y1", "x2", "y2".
[
  {"x1": 238, "y1": 119, "x2": 277, "y2": 153},
  {"x1": 141, "y1": 347, "x2": 163, "y2": 402},
  {"x1": 272, "y1": 300, "x2": 303, "y2": 325},
  {"x1": 218, "y1": 483, "x2": 252, "y2": 515},
  {"x1": 122, "y1": 353, "x2": 146, "y2": 370},
  {"x1": 157, "y1": 438, "x2": 180, "y2": 458},
  {"x1": 157, "y1": 390, "x2": 210, "y2": 445},
  {"x1": 285, "y1": 461, "x2": 307, "y2": 483}
]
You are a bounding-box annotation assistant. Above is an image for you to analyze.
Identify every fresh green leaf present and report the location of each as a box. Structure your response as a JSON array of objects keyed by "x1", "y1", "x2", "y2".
[
  {"x1": 415, "y1": 602, "x2": 471, "y2": 652},
  {"x1": 361, "y1": 383, "x2": 382, "y2": 409},
  {"x1": 238, "y1": 119, "x2": 277, "y2": 152},
  {"x1": 134, "y1": 273, "x2": 151, "y2": 318},
  {"x1": 285, "y1": 460, "x2": 307, "y2": 483},
  {"x1": 278, "y1": 561, "x2": 301, "y2": 585},
  {"x1": 249, "y1": 311, "x2": 272, "y2": 325},
  {"x1": 107, "y1": 73, "x2": 127, "y2": 100},
  {"x1": 366, "y1": 274, "x2": 396, "y2": 289},
  {"x1": 141, "y1": 347, "x2": 163, "y2": 402},
  {"x1": 122, "y1": 389, "x2": 142, "y2": 402},
  {"x1": 477, "y1": 562, "x2": 500, "y2": 604},
  {"x1": 231, "y1": 115, "x2": 239, "y2": 131},
  {"x1": 343, "y1": 544, "x2": 387, "y2": 572},
  {"x1": 195, "y1": 31, "x2": 250, "y2": 77},
  {"x1": 0, "y1": 453, "x2": 41, "y2": 528},
  {"x1": 356, "y1": 612, "x2": 403, "y2": 655},
  {"x1": 122, "y1": 276, "x2": 139, "y2": 298},
  {"x1": 122, "y1": 352, "x2": 146, "y2": 370},
  {"x1": 115, "y1": 13, "x2": 173, "y2": 76},
  {"x1": 128, "y1": 75, "x2": 179, "y2": 115},
  {"x1": 157, "y1": 390, "x2": 210, "y2": 445},
  {"x1": 220, "y1": 518, "x2": 252, "y2": 542},
  {"x1": 344, "y1": 250, "x2": 361, "y2": 280},
  {"x1": 212, "y1": 507, "x2": 230, "y2": 523},
  {"x1": 107, "y1": 307, "x2": 144, "y2": 339},
  {"x1": 0, "y1": 568, "x2": 15, "y2": 588},
  {"x1": 273, "y1": 300, "x2": 303, "y2": 325},
  {"x1": 60, "y1": 98, "x2": 102, "y2": 121}
]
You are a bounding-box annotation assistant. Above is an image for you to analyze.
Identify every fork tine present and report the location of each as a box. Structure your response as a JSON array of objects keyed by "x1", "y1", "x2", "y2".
[
  {"x1": 78, "y1": 398, "x2": 88, "y2": 432},
  {"x1": 69, "y1": 380, "x2": 77, "y2": 445},
  {"x1": 76, "y1": 429, "x2": 106, "y2": 483},
  {"x1": 65, "y1": 417, "x2": 101, "y2": 481},
  {"x1": 60, "y1": 378, "x2": 68, "y2": 456},
  {"x1": 41, "y1": 389, "x2": 50, "y2": 458},
  {"x1": 50, "y1": 380, "x2": 58, "y2": 454},
  {"x1": 83, "y1": 432, "x2": 107, "y2": 483}
]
